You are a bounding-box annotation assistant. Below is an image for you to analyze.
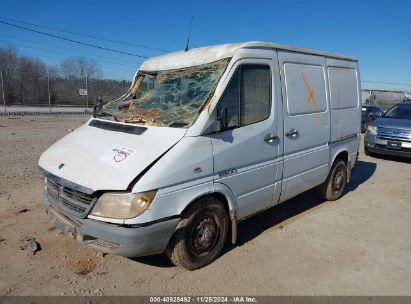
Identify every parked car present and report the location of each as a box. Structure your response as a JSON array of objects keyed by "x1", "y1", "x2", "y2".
[
  {"x1": 361, "y1": 105, "x2": 384, "y2": 133},
  {"x1": 38, "y1": 42, "x2": 361, "y2": 270},
  {"x1": 364, "y1": 100, "x2": 411, "y2": 158}
]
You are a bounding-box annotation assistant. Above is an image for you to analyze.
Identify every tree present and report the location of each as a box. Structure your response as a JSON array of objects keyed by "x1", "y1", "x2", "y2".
[
  {"x1": 0, "y1": 46, "x2": 18, "y2": 103},
  {"x1": 0, "y1": 45, "x2": 129, "y2": 105},
  {"x1": 58, "y1": 56, "x2": 103, "y2": 104},
  {"x1": 13, "y1": 56, "x2": 47, "y2": 103},
  {"x1": 60, "y1": 56, "x2": 102, "y2": 79}
]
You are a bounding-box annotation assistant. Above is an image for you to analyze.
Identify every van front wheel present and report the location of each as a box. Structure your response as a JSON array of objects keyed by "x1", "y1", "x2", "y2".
[
  {"x1": 165, "y1": 197, "x2": 228, "y2": 270},
  {"x1": 318, "y1": 159, "x2": 347, "y2": 201}
]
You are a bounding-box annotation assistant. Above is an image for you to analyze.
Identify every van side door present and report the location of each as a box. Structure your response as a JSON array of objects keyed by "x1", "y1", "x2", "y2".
[
  {"x1": 210, "y1": 54, "x2": 282, "y2": 220},
  {"x1": 277, "y1": 51, "x2": 331, "y2": 202}
]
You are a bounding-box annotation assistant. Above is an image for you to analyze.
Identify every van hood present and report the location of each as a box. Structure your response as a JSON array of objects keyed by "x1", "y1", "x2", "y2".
[
  {"x1": 38, "y1": 118, "x2": 187, "y2": 192},
  {"x1": 373, "y1": 117, "x2": 411, "y2": 131}
]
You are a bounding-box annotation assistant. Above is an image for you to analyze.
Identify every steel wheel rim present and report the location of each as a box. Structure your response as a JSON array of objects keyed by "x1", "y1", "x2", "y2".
[
  {"x1": 332, "y1": 165, "x2": 345, "y2": 193},
  {"x1": 189, "y1": 212, "x2": 220, "y2": 256}
]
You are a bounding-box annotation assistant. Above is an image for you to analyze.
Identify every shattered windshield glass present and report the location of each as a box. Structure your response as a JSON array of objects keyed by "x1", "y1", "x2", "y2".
[{"x1": 104, "y1": 58, "x2": 230, "y2": 127}]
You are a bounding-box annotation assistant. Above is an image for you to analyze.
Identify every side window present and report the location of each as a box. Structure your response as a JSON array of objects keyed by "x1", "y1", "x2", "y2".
[
  {"x1": 240, "y1": 66, "x2": 271, "y2": 126},
  {"x1": 284, "y1": 63, "x2": 327, "y2": 115},
  {"x1": 328, "y1": 67, "x2": 358, "y2": 109},
  {"x1": 217, "y1": 65, "x2": 271, "y2": 130},
  {"x1": 218, "y1": 69, "x2": 240, "y2": 128}
]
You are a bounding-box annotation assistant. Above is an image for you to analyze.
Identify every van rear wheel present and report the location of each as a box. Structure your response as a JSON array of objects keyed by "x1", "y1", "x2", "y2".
[
  {"x1": 318, "y1": 159, "x2": 347, "y2": 201},
  {"x1": 165, "y1": 197, "x2": 228, "y2": 270}
]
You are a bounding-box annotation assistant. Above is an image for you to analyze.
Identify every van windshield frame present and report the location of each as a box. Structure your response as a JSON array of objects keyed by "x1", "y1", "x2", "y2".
[{"x1": 103, "y1": 58, "x2": 231, "y2": 127}]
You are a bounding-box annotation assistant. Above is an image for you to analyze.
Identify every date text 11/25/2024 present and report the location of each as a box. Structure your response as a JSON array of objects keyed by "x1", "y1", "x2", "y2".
[{"x1": 149, "y1": 296, "x2": 257, "y2": 303}]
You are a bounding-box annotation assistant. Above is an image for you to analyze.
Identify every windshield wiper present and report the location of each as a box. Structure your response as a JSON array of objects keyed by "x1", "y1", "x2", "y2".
[
  {"x1": 169, "y1": 122, "x2": 189, "y2": 128},
  {"x1": 96, "y1": 111, "x2": 119, "y2": 121}
]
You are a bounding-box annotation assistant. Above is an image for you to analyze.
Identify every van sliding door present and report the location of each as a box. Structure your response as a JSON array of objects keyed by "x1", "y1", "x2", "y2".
[{"x1": 277, "y1": 51, "x2": 331, "y2": 202}]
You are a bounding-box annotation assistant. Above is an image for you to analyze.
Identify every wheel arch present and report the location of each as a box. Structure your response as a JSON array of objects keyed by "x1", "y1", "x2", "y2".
[
  {"x1": 179, "y1": 182, "x2": 239, "y2": 244},
  {"x1": 331, "y1": 149, "x2": 351, "y2": 183},
  {"x1": 332, "y1": 150, "x2": 348, "y2": 164}
]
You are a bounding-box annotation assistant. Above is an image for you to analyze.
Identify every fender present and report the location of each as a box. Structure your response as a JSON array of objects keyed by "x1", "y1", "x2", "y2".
[
  {"x1": 330, "y1": 148, "x2": 351, "y2": 183},
  {"x1": 213, "y1": 182, "x2": 239, "y2": 244}
]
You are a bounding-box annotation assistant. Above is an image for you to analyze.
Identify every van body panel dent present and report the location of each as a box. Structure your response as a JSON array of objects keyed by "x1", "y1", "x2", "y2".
[{"x1": 38, "y1": 118, "x2": 186, "y2": 191}]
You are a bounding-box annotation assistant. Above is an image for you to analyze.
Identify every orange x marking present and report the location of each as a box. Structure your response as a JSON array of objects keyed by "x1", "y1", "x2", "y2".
[{"x1": 301, "y1": 71, "x2": 320, "y2": 122}]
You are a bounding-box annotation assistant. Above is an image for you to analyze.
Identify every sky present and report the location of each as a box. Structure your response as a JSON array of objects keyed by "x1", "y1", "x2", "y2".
[{"x1": 0, "y1": 0, "x2": 410, "y2": 91}]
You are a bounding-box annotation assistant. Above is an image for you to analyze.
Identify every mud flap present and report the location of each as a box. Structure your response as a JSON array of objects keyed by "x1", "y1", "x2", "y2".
[
  {"x1": 229, "y1": 209, "x2": 237, "y2": 244},
  {"x1": 347, "y1": 160, "x2": 351, "y2": 183}
]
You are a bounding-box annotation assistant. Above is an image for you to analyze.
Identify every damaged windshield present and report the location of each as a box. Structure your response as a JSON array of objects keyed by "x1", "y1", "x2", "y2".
[{"x1": 103, "y1": 58, "x2": 230, "y2": 127}]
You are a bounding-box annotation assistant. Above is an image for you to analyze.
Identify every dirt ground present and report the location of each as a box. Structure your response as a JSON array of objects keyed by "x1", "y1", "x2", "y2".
[{"x1": 0, "y1": 115, "x2": 410, "y2": 296}]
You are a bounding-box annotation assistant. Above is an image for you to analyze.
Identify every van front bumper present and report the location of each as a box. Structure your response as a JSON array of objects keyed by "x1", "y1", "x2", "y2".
[{"x1": 43, "y1": 196, "x2": 180, "y2": 257}]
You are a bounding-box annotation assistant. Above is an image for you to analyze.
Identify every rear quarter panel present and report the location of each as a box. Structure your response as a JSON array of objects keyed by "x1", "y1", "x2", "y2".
[{"x1": 326, "y1": 58, "x2": 361, "y2": 142}]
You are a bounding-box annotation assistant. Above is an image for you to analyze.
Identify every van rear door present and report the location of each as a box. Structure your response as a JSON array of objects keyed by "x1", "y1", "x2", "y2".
[{"x1": 277, "y1": 52, "x2": 330, "y2": 202}]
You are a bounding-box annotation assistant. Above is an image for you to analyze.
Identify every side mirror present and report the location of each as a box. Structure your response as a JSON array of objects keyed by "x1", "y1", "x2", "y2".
[
  {"x1": 93, "y1": 96, "x2": 103, "y2": 118},
  {"x1": 368, "y1": 112, "x2": 379, "y2": 121},
  {"x1": 214, "y1": 107, "x2": 228, "y2": 132},
  {"x1": 93, "y1": 105, "x2": 99, "y2": 118}
]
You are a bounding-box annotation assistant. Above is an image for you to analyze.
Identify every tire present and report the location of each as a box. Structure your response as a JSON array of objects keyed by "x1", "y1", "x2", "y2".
[
  {"x1": 165, "y1": 197, "x2": 228, "y2": 270},
  {"x1": 361, "y1": 122, "x2": 367, "y2": 133},
  {"x1": 318, "y1": 159, "x2": 347, "y2": 201},
  {"x1": 364, "y1": 146, "x2": 374, "y2": 157}
]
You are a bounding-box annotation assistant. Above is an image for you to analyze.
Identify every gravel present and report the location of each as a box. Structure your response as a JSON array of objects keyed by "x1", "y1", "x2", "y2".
[{"x1": 0, "y1": 115, "x2": 410, "y2": 296}]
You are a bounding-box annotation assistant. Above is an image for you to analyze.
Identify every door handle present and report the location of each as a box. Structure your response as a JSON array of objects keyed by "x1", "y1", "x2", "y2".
[
  {"x1": 264, "y1": 133, "x2": 279, "y2": 143},
  {"x1": 285, "y1": 128, "x2": 299, "y2": 137}
]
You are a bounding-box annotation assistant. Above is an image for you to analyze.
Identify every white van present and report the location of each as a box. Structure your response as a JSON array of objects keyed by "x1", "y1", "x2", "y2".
[{"x1": 39, "y1": 42, "x2": 361, "y2": 270}]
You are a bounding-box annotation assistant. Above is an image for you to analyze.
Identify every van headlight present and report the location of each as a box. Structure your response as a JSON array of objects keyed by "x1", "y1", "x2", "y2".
[
  {"x1": 367, "y1": 125, "x2": 377, "y2": 135},
  {"x1": 90, "y1": 190, "x2": 157, "y2": 219}
]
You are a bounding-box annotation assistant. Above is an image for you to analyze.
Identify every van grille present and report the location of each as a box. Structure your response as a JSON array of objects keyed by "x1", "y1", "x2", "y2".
[{"x1": 46, "y1": 178, "x2": 96, "y2": 218}]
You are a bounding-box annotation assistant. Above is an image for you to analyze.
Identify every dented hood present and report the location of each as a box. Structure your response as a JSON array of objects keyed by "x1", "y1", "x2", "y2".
[{"x1": 38, "y1": 118, "x2": 187, "y2": 192}]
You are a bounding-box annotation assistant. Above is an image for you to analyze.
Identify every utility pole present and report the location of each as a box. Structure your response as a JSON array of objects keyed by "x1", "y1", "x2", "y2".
[
  {"x1": 47, "y1": 69, "x2": 51, "y2": 113},
  {"x1": 85, "y1": 75, "x2": 89, "y2": 111},
  {"x1": 1, "y1": 68, "x2": 5, "y2": 113}
]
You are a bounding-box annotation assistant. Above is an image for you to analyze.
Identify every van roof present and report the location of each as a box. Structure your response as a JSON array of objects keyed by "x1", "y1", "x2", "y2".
[{"x1": 140, "y1": 41, "x2": 357, "y2": 71}]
